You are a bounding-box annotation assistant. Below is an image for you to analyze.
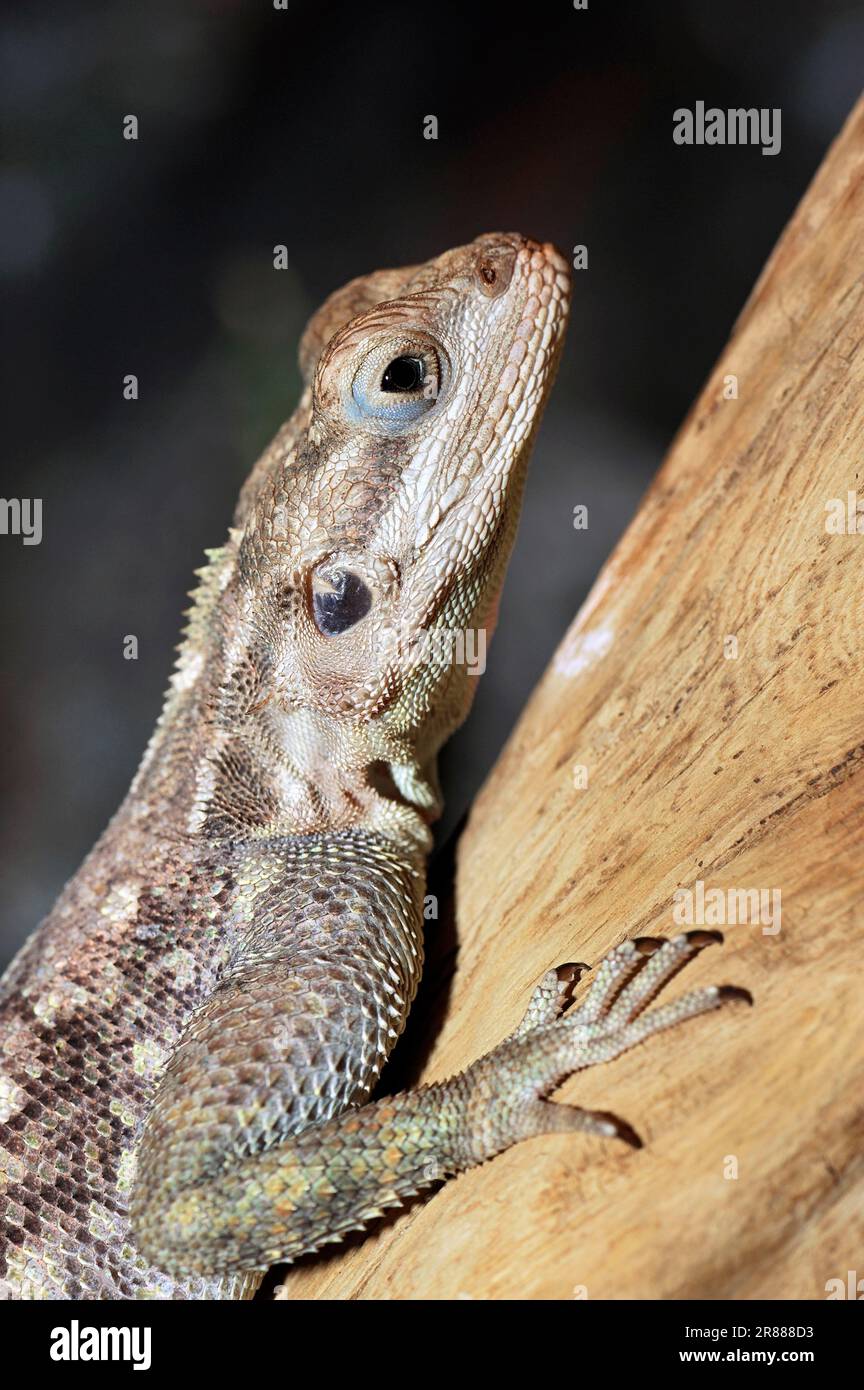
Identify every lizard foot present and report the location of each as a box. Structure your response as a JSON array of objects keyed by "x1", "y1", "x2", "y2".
[{"x1": 458, "y1": 932, "x2": 751, "y2": 1159}]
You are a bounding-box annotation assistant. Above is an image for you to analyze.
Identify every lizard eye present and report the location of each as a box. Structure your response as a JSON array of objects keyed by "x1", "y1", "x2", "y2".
[
  {"x1": 311, "y1": 566, "x2": 372, "y2": 636},
  {"x1": 349, "y1": 337, "x2": 447, "y2": 432},
  {"x1": 381, "y1": 355, "x2": 425, "y2": 392}
]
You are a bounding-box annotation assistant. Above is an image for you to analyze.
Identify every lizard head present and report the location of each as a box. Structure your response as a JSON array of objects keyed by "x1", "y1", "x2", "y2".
[{"x1": 184, "y1": 234, "x2": 569, "y2": 842}]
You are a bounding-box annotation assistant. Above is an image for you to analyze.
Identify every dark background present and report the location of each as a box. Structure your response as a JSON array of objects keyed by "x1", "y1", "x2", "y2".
[{"x1": 1, "y1": 0, "x2": 861, "y2": 968}]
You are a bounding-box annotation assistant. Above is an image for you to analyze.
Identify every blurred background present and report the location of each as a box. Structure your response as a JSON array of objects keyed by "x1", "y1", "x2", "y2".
[{"x1": 1, "y1": 0, "x2": 861, "y2": 968}]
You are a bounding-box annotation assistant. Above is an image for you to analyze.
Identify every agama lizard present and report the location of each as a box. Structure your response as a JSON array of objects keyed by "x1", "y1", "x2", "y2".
[{"x1": 0, "y1": 233, "x2": 748, "y2": 1299}]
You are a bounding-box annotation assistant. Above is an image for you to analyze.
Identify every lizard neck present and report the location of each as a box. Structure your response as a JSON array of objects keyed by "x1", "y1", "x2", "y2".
[{"x1": 126, "y1": 535, "x2": 436, "y2": 858}]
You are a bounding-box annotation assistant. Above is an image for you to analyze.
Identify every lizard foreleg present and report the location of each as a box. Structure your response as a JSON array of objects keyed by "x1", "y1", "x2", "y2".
[{"x1": 132, "y1": 931, "x2": 749, "y2": 1274}]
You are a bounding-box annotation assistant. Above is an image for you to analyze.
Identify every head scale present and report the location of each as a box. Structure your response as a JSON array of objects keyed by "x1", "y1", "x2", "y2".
[{"x1": 162, "y1": 235, "x2": 570, "y2": 845}]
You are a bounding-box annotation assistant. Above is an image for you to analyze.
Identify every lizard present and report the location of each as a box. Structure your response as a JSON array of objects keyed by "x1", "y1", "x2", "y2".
[{"x1": 0, "y1": 232, "x2": 749, "y2": 1299}]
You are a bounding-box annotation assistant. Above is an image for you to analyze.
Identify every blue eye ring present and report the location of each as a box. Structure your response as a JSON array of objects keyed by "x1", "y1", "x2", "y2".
[{"x1": 349, "y1": 336, "x2": 448, "y2": 432}]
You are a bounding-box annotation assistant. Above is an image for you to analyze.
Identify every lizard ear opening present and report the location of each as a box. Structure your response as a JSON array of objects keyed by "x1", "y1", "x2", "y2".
[{"x1": 311, "y1": 566, "x2": 373, "y2": 636}]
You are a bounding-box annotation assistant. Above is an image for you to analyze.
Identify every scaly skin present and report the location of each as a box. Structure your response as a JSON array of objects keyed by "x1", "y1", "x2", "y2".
[{"x1": 0, "y1": 234, "x2": 747, "y2": 1298}]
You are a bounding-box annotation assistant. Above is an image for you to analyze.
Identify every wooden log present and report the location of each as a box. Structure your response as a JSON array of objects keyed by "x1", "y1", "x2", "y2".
[{"x1": 280, "y1": 98, "x2": 864, "y2": 1300}]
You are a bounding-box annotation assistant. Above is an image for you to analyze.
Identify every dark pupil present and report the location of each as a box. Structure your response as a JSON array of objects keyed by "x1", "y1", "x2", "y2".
[
  {"x1": 381, "y1": 355, "x2": 424, "y2": 393},
  {"x1": 313, "y1": 569, "x2": 372, "y2": 636}
]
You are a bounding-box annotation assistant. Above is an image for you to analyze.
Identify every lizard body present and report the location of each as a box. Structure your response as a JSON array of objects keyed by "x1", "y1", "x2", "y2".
[{"x1": 0, "y1": 234, "x2": 745, "y2": 1299}]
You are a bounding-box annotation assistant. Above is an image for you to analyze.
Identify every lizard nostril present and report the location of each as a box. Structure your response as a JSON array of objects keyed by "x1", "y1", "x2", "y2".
[{"x1": 475, "y1": 245, "x2": 516, "y2": 298}]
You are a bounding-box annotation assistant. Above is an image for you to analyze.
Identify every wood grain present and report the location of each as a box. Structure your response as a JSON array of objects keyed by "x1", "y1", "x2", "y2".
[{"x1": 281, "y1": 98, "x2": 864, "y2": 1300}]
